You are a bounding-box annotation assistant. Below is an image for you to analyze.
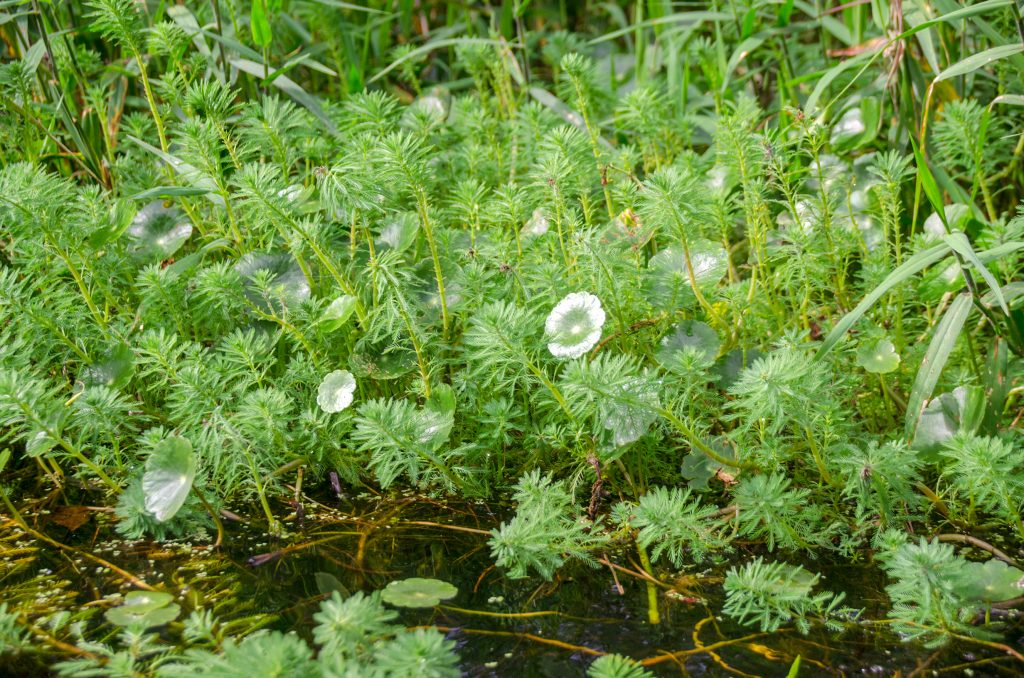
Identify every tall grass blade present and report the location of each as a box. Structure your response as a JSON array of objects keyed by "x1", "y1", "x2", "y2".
[{"x1": 904, "y1": 294, "x2": 973, "y2": 439}]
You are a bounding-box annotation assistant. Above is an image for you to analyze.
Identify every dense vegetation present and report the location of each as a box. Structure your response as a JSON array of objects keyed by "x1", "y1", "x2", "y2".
[{"x1": 4, "y1": 0, "x2": 1024, "y2": 674}]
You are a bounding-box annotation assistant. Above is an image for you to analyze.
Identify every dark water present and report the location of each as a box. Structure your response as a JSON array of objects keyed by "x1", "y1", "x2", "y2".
[{"x1": 3, "y1": 493, "x2": 1022, "y2": 676}]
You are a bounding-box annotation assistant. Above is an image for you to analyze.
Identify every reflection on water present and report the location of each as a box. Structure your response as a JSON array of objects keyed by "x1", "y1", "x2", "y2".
[{"x1": 3, "y1": 493, "x2": 1022, "y2": 676}]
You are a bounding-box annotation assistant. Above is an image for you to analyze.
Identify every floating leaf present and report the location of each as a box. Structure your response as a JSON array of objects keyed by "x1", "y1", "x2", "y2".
[
  {"x1": 126, "y1": 201, "x2": 193, "y2": 263},
  {"x1": 314, "y1": 571, "x2": 351, "y2": 597},
  {"x1": 521, "y1": 208, "x2": 550, "y2": 239},
  {"x1": 923, "y1": 204, "x2": 970, "y2": 241},
  {"x1": 956, "y1": 560, "x2": 1024, "y2": 604},
  {"x1": 402, "y1": 86, "x2": 451, "y2": 127},
  {"x1": 856, "y1": 339, "x2": 900, "y2": 374},
  {"x1": 105, "y1": 591, "x2": 180, "y2": 628},
  {"x1": 317, "y1": 370, "x2": 356, "y2": 414},
  {"x1": 830, "y1": 97, "x2": 879, "y2": 151},
  {"x1": 143, "y1": 436, "x2": 196, "y2": 522},
  {"x1": 350, "y1": 338, "x2": 416, "y2": 380},
  {"x1": 381, "y1": 578, "x2": 458, "y2": 608},
  {"x1": 681, "y1": 451, "x2": 718, "y2": 491},
  {"x1": 912, "y1": 386, "x2": 986, "y2": 452}
]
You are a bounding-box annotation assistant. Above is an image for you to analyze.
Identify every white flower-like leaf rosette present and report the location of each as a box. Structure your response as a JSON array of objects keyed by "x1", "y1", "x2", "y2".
[
  {"x1": 317, "y1": 369, "x2": 357, "y2": 413},
  {"x1": 545, "y1": 292, "x2": 606, "y2": 359}
]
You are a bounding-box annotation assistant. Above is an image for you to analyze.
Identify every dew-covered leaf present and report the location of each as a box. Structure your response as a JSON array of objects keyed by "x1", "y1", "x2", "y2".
[
  {"x1": 644, "y1": 241, "x2": 727, "y2": 310},
  {"x1": 600, "y1": 376, "x2": 659, "y2": 448},
  {"x1": 105, "y1": 591, "x2": 180, "y2": 628},
  {"x1": 375, "y1": 212, "x2": 419, "y2": 254},
  {"x1": 79, "y1": 343, "x2": 134, "y2": 390},
  {"x1": 350, "y1": 338, "x2": 417, "y2": 380},
  {"x1": 715, "y1": 348, "x2": 763, "y2": 390}
]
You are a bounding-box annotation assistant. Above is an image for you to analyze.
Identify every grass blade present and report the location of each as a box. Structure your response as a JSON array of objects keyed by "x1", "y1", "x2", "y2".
[
  {"x1": 944, "y1": 232, "x2": 1010, "y2": 315},
  {"x1": 816, "y1": 243, "x2": 951, "y2": 360},
  {"x1": 904, "y1": 294, "x2": 973, "y2": 439},
  {"x1": 935, "y1": 44, "x2": 1024, "y2": 83}
]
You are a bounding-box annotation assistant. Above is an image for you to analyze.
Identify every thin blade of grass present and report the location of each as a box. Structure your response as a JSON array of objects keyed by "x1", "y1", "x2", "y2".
[
  {"x1": 231, "y1": 58, "x2": 338, "y2": 135},
  {"x1": 904, "y1": 294, "x2": 973, "y2": 439},
  {"x1": 815, "y1": 243, "x2": 951, "y2": 360},
  {"x1": 369, "y1": 38, "x2": 514, "y2": 84},
  {"x1": 935, "y1": 44, "x2": 1024, "y2": 82},
  {"x1": 944, "y1": 232, "x2": 1010, "y2": 316}
]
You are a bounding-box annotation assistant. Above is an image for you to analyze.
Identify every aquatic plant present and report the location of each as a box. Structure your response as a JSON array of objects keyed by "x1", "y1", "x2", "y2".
[{"x1": 3, "y1": 0, "x2": 1024, "y2": 671}]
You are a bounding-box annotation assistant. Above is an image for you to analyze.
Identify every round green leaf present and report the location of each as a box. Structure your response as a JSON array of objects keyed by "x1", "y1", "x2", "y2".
[
  {"x1": 351, "y1": 337, "x2": 416, "y2": 380},
  {"x1": 912, "y1": 387, "x2": 967, "y2": 452},
  {"x1": 856, "y1": 339, "x2": 900, "y2": 374},
  {"x1": 656, "y1": 320, "x2": 721, "y2": 367},
  {"x1": 320, "y1": 295, "x2": 358, "y2": 331},
  {"x1": 79, "y1": 343, "x2": 134, "y2": 390},
  {"x1": 644, "y1": 241, "x2": 726, "y2": 310},
  {"x1": 126, "y1": 201, "x2": 193, "y2": 263},
  {"x1": 715, "y1": 348, "x2": 763, "y2": 390},
  {"x1": 381, "y1": 578, "x2": 458, "y2": 608},
  {"x1": 143, "y1": 436, "x2": 196, "y2": 523},
  {"x1": 234, "y1": 252, "x2": 310, "y2": 314},
  {"x1": 375, "y1": 212, "x2": 419, "y2": 254},
  {"x1": 105, "y1": 591, "x2": 179, "y2": 628},
  {"x1": 317, "y1": 370, "x2": 356, "y2": 414},
  {"x1": 956, "y1": 560, "x2": 1024, "y2": 604}
]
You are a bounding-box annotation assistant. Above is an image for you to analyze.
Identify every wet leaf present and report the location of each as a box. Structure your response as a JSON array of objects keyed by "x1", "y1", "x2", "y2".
[
  {"x1": 49, "y1": 505, "x2": 91, "y2": 532},
  {"x1": 681, "y1": 449, "x2": 721, "y2": 491},
  {"x1": 351, "y1": 337, "x2": 417, "y2": 380},
  {"x1": 381, "y1": 578, "x2": 457, "y2": 608},
  {"x1": 314, "y1": 572, "x2": 351, "y2": 597},
  {"x1": 715, "y1": 348, "x2": 763, "y2": 389},
  {"x1": 79, "y1": 343, "x2": 134, "y2": 390},
  {"x1": 375, "y1": 212, "x2": 419, "y2": 254},
  {"x1": 644, "y1": 241, "x2": 727, "y2": 310},
  {"x1": 143, "y1": 436, "x2": 196, "y2": 522},
  {"x1": 599, "y1": 377, "x2": 659, "y2": 448},
  {"x1": 105, "y1": 591, "x2": 180, "y2": 628},
  {"x1": 956, "y1": 560, "x2": 1024, "y2": 604}
]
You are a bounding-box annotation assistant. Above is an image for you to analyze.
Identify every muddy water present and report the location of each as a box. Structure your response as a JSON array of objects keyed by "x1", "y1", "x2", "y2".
[{"x1": 2, "y1": 492, "x2": 1021, "y2": 676}]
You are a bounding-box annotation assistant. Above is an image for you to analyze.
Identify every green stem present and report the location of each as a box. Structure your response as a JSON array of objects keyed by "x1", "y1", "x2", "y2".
[
  {"x1": 415, "y1": 188, "x2": 450, "y2": 338},
  {"x1": 636, "y1": 542, "x2": 660, "y2": 625}
]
